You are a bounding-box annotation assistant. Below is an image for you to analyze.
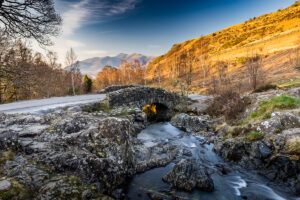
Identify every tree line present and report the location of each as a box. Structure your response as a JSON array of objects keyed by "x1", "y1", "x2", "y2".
[
  {"x1": 0, "y1": 39, "x2": 89, "y2": 103},
  {"x1": 0, "y1": 0, "x2": 94, "y2": 103},
  {"x1": 95, "y1": 59, "x2": 146, "y2": 90}
]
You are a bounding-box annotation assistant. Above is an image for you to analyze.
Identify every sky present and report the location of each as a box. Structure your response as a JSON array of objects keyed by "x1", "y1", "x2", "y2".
[{"x1": 35, "y1": 0, "x2": 297, "y2": 66}]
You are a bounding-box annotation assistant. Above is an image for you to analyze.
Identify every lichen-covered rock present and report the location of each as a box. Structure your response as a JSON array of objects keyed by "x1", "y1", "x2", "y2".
[
  {"x1": 0, "y1": 180, "x2": 11, "y2": 191},
  {"x1": 0, "y1": 105, "x2": 148, "y2": 199},
  {"x1": 162, "y1": 159, "x2": 214, "y2": 192},
  {"x1": 170, "y1": 113, "x2": 211, "y2": 133},
  {"x1": 287, "y1": 87, "x2": 300, "y2": 97},
  {"x1": 98, "y1": 117, "x2": 135, "y2": 142},
  {"x1": 257, "y1": 112, "x2": 300, "y2": 135}
]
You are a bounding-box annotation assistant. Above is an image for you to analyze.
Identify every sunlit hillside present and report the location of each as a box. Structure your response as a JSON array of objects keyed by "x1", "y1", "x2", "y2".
[{"x1": 147, "y1": 1, "x2": 300, "y2": 92}]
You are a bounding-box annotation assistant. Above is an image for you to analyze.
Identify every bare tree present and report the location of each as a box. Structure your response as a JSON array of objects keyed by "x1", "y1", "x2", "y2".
[
  {"x1": 0, "y1": 0, "x2": 61, "y2": 45},
  {"x1": 65, "y1": 48, "x2": 79, "y2": 96},
  {"x1": 46, "y1": 51, "x2": 60, "y2": 96},
  {"x1": 211, "y1": 75, "x2": 218, "y2": 95},
  {"x1": 246, "y1": 51, "x2": 263, "y2": 90},
  {"x1": 157, "y1": 64, "x2": 161, "y2": 87},
  {"x1": 295, "y1": 34, "x2": 300, "y2": 70},
  {"x1": 198, "y1": 39, "x2": 210, "y2": 88},
  {"x1": 216, "y1": 61, "x2": 228, "y2": 87}
]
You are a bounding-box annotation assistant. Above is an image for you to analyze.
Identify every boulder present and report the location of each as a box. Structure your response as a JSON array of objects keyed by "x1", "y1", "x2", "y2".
[
  {"x1": 0, "y1": 180, "x2": 11, "y2": 191},
  {"x1": 171, "y1": 113, "x2": 211, "y2": 133},
  {"x1": 257, "y1": 112, "x2": 300, "y2": 135},
  {"x1": 162, "y1": 159, "x2": 214, "y2": 192},
  {"x1": 250, "y1": 141, "x2": 271, "y2": 160}
]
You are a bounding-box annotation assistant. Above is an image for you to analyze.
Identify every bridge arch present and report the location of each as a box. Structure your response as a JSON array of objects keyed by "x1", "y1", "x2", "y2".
[{"x1": 105, "y1": 86, "x2": 182, "y2": 121}]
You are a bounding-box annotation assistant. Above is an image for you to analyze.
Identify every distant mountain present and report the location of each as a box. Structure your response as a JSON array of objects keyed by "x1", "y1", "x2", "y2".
[{"x1": 73, "y1": 53, "x2": 156, "y2": 77}]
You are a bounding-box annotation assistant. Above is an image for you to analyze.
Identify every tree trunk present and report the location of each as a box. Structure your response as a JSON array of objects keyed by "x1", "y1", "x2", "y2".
[{"x1": 71, "y1": 74, "x2": 76, "y2": 96}]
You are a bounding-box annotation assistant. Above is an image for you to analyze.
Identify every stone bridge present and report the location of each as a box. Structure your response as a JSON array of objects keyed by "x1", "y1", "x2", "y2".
[{"x1": 105, "y1": 86, "x2": 182, "y2": 110}]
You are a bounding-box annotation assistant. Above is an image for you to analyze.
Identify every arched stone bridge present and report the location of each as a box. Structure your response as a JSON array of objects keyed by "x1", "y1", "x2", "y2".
[{"x1": 105, "y1": 86, "x2": 182, "y2": 109}]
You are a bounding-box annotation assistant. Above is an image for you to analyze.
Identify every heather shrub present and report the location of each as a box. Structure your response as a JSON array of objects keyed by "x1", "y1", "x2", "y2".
[
  {"x1": 206, "y1": 91, "x2": 249, "y2": 123},
  {"x1": 253, "y1": 84, "x2": 277, "y2": 93}
]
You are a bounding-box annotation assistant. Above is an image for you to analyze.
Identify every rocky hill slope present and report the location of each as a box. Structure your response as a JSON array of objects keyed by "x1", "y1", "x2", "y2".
[{"x1": 146, "y1": 1, "x2": 300, "y2": 91}]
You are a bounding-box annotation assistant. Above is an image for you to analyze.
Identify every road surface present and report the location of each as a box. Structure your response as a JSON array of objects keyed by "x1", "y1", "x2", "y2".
[
  {"x1": 0, "y1": 94, "x2": 209, "y2": 114},
  {"x1": 0, "y1": 94, "x2": 106, "y2": 114}
]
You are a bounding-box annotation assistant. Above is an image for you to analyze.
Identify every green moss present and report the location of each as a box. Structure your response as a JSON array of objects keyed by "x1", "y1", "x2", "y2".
[
  {"x1": 262, "y1": 112, "x2": 272, "y2": 120},
  {"x1": 244, "y1": 95, "x2": 300, "y2": 124},
  {"x1": 63, "y1": 175, "x2": 81, "y2": 185},
  {"x1": 0, "y1": 180, "x2": 31, "y2": 200},
  {"x1": 244, "y1": 131, "x2": 264, "y2": 141},
  {"x1": 221, "y1": 135, "x2": 231, "y2": 141},
  {"x1": 0, "y1": 151, "x2": 15, "y2": 165},
  {"x1": 56, "y1": 175, "x2": 113, "y2": 200},
  {"x1": 83, "y1": 102, "x2": 110, "y2": 113}
]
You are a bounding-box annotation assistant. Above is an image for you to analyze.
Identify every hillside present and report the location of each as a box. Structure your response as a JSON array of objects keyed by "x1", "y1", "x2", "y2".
[
  {"x1": 74, "y1": 53, "x2": 156, "y2": 77},
  {"x1": 147, "y1": 1, "x2": 300, "y2": 92}
]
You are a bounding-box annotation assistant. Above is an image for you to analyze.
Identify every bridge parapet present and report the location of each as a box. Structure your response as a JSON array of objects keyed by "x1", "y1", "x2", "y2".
[{"x1": 105, "y1": 86, "x2": 182, "y2": 109}]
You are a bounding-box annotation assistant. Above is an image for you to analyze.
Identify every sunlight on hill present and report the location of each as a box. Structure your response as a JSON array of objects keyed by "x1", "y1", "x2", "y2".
[{"x1": 147, "y1": 1, "x2": 300, "y2": 93}]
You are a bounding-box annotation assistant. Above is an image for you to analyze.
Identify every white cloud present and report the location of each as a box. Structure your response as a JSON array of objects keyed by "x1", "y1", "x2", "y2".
[
  {"x1": 61, "y1": 0, "x2": 140, "y2": 35},
  {"x1": 107, "y1": 0, "x2": 140, "y2": 16},
  {"x1": 65, "y1": 40, "x2": 86, "y2": 47},
  {"x1": 61, "y1": 0, "x2": 90, "y2": 35}
]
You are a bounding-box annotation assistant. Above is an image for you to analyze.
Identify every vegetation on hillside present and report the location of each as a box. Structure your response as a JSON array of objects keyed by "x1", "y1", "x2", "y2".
[
  {"x1": 95, "y1": 60, "x2": 146, "y2": 89},
  {"x1": 144, "y1": 1, "x2": 300, "y2": 94},
  {"x1": 244, "y1": 95, "x2": 300, "y2": 124},
  {"x1": 150, "y1": 1, "x2": 300, "y2": 65}
]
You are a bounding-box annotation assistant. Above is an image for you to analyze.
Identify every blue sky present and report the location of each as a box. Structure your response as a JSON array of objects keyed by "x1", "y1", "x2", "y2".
[{"x1": 45, "y1": 0, "x2": 296, "y2": 64}]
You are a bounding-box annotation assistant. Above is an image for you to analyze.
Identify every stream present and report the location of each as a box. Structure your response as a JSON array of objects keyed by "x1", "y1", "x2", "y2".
[{"x1": 126, "y1": 122, "x2": 299, "y2": 200}]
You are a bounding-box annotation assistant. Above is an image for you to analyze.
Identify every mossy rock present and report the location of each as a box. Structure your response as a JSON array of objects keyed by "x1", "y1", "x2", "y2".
[
  {"x1": 285, "y1": 137, "x2": 300, "y2": 155},
  {"x1": 0, "y1": 179, "x2": 31, "y2": 200}
]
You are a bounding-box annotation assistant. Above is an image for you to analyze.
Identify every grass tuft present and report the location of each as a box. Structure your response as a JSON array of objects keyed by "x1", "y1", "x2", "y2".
[
  {"x1": 244, "y1": 131, "x2": 264, "y2": 141},
  {"x1": 277, "y1": 77, "x2": 300, "y2": 89},
  {"x1": 82, "y1": 102, "x2": 110, "y2": 113},
  {"x1": 244, "y1": 95, "x2": 300, "y2": 124},
  {"x1": 286, "y1": 137, "x2": 300, "y2": 155}
]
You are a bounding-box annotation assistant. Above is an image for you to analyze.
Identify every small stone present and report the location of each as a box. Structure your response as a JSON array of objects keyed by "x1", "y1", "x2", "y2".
[{"x1": 0, "y1": 180, "x2": 11, "y2": 191}]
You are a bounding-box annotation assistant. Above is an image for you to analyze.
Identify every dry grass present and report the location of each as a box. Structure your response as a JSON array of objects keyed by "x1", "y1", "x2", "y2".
[{"x1": 286, "y1": 137, "x2": 300, "y2": 155}]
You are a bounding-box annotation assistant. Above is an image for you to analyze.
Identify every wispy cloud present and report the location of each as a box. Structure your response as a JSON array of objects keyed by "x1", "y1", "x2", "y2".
[
  {"x1": 61, "y1": 0, "x2": 140, "y2": 36},
  {"x1": 61, "y1": 0, "x2": 90, "y2": 35},
  {"x1": 107, "y1": 0, "x2": 140, "y2": 16}
]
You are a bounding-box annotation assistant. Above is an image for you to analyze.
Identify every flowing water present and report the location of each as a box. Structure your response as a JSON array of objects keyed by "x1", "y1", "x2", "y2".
[{"x1": 126, "y1": 122, "x2": 300, "y2": 200}]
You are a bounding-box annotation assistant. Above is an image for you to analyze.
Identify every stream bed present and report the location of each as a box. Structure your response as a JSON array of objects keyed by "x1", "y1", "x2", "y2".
[{"x1": 125, "y1": 122, "x2": 299, "y2": 200}]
